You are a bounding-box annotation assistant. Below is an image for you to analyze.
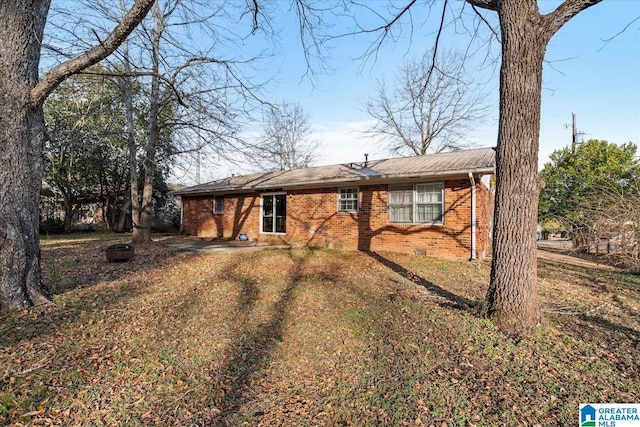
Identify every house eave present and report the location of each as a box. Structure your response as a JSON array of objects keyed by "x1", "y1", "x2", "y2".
[
  {"x1": 172, "y1": 166, "x2": 495, "y2": 197},
  {"x1": 269, "y1": 167, "x2": 495, "y2": 191}
]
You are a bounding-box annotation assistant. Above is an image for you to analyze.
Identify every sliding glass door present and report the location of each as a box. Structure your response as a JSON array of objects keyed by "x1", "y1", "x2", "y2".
[{"x1": 262, "y1": 194, "x2": 286, "y2": 233}]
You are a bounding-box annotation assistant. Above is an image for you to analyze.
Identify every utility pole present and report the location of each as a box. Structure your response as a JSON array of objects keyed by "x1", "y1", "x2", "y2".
[
  {"x1": 570, "y1": 113, "x2": 585, "y2": 153},
  {"x1": 571, "y1": 112, "x2": 578, "y2": 153}
]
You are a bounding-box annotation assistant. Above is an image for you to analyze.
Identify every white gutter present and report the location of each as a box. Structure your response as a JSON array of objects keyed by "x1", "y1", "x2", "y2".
[{"x1": 468, "y1": 172, "x2": 476, "y2": 261}]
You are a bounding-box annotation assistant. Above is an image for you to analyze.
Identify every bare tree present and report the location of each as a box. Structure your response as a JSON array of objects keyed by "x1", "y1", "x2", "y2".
[
  {"x1": 127, "y1": 0, "x2": 267, "y2": 244},
  {"x1": 51, "y1": 0, "x2": 271, "y2": 244},
  {"x1": 364, "y1": 49, "x2": 488, "y2": 156},
  {"x1": 0, "y1": 0, "x2": 154, "y2": 310},
  {"x1": 250, "y1": 102, "x2": 318, "y2": 171}
]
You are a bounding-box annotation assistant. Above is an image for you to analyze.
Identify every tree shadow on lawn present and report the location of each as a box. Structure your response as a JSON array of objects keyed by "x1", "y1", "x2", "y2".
[
  {"x1": 0, "y1": 247, "x2": 213, "y2": 425},
  {"x1": 548, "y1": 304, "x2": 639, "y2": 348},
  {"x1": 41, "y1": 239, "x2": 183, "y2": 295},
  {"x1": 538, "y1": 257, "x2": 640, "y2": 293},
  {"x1": 539, "y1": 258, "x2": 640, "y2": 381},
  {"x1": 1, "y1": 242, "x2": 186, "y2": 351},
  {"x1": 549, "y1": 312, "x2": 639, "y2": 392},
  {"x1": 365, "y1": 251, "x2": 478, "y2": 312},
  {"x1": 538, "y1": 257, "x2": 640, "y2": 323},
  {"x1": 206, "y1": 249, "x2": 312, "y2": 422},
  {"x1": 201, "y1": 249, "x2": 449, "y2": 425},
  {"x1": 2, "y1": 248, "x2": 364, "y2": 426}
]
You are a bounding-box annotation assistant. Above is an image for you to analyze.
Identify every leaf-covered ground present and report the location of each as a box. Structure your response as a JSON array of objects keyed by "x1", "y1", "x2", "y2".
[{"x1": 1, "y1": 234, "x2": 638, "y2": 426}]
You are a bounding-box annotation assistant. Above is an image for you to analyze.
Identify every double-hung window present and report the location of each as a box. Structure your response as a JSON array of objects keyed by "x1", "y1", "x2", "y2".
[
  {"x1": 388, "y1": 183, "x2": 444, "y2": 224},
  {"x1": 338, "y1": 187, "x2": 359, "y2": 212},
  {"x1": 213, "y1": 196, "x2": 224, "y2": 214}
]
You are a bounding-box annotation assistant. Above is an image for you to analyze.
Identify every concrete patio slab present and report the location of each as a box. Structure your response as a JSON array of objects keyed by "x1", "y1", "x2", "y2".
[{"x1": 163, "y1": 239, "x2": 292, "y2": 253}]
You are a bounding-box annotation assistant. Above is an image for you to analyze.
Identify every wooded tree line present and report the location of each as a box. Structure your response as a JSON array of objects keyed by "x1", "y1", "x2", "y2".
[{"x1": 42, "y1": 68, "x2": 174, "y2": 233}]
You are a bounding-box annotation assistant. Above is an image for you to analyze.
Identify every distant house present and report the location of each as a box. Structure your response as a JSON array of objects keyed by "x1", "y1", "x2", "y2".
[{"x1": 172, "y1": 147, "x2": 495, "y2": 260}]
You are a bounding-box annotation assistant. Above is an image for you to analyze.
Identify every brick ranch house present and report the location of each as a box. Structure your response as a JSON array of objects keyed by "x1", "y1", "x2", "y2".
[{"x1": 173, "y1": 147, "x2": 496, "y2": 260}]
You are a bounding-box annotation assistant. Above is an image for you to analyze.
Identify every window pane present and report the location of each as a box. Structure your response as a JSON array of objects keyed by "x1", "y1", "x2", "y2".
[
  {"x1": 275, "y1": 194, "x2": 286, "y2": 233},
  {"x1": 263, "y1": 196, "x2": 273, "y2": 217},
  {"x1": 416, "y1": 184, "x2": 442, "y2": 203},
  {"x1": 388, "y1": 185, "x2": 413, "y2": 222},
  {"x1": 262, "y1": 196, "x2": 273, "y2": 232},
  {"x1": 389, "y1": 182, "x2": 443, "y2": 224},
  {"x1": 389, "y1": 189, "x2": 412, "y2": 205},
  {"x1": 389, "y1": 205, "x2": 412, "y2": 223},
  {"x1": 262, "y1": 215, "x2": 273, "y2": 232},
  {"x1": 340, "y1": 188, "x2": 357, "y2": 199},
  {"x1": 214, "y1": 196, "x2": 224, "y2": 213},
  {"x1": 339, "y1": 187, "x2": 358, "y2": 211},
  {"x1": 341, "y1": 200, "x2": 356, "y2": 211},
  {"x1": 416, "y1": 204, "x2": 442, "y2": 223}
]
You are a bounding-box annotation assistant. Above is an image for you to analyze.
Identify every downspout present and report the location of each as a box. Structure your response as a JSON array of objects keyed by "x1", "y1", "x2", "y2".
[
  {"x1": 179, "y1": 195, "x2": 184, "y2": 235},
  {"x1": 468, "y1": 173, "x2": 476, "y2": 260}
]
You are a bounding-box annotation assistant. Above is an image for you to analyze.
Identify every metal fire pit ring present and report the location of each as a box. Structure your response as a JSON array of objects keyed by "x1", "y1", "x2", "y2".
[{"x1": 106, "y1": 243, "x2": 135, "y2": 262}]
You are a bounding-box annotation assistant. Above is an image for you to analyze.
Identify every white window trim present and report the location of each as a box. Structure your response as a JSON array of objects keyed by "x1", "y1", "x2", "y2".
[
  {"x1": 337, "y1": 187, "x2": 359, "y2": 212},
  {"x1": 260, "y1": 192, "x2": 287, "y2": 235},
  {"x1": 213, "y1": 195, "x2": 224, "y2": 214},
  {"x1": 388, "y1": 182, "x2": 444, "y2": 225}
]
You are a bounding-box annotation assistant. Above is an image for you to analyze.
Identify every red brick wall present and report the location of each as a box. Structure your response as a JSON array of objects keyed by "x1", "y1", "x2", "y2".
[
  {"x1": 180, "y1": 178, "x2": 494, "y2": 260},
  {"x1": 181, "y1": 194, "x2": 260, "y2": 239}
]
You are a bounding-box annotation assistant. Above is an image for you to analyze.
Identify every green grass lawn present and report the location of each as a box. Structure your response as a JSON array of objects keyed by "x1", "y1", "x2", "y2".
[{"x1": 0, "y1": 234, "x2": 638, "y2": 426}]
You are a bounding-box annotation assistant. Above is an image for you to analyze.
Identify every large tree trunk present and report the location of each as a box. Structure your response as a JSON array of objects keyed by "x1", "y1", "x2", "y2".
[
  {"x1": 485, "y1": 1, "x2": 548, "y2": 332},
  {"x1": 115, "y1": 198, "x2": 131, "y2": 233},
  {"x1": 132, "y1": 2, "x2": 162, "y2": 246},
  {"x1": 120, "y1": 0, "x2": 142, "y2": 241},
  {"x1": 0, "y1": 0, "x2": 52, "y2": 310},
  {"x1": 61, "y1": 195, "x2": 79, "y2": 233},
  {"x1": 469, "y1": 0, "x2": 603, "y2": 332}
]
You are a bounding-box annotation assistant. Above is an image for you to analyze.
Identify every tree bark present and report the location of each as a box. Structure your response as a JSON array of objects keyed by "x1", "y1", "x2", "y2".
[
  {"x1": 485, "y1": 0, "x2": 548, "y2": 331},
  {"x1": 62, "y1": 194, "x2": 73, "y2": 233},
  {"x1": 0, "y1": 0, "x2": 52, "y2": 309},
  {"x1": 481, "y1": 0, "x2": 603, "y2": 333},
  {"x1": 132, "y1": 2, "x2": 162, "y2": 246},
  {"x1": 120, "y1": 0, "x2": 141, "y2": 240},
  {"x1": 115, "y1": 198, "x2": 131, "y2": 233}
]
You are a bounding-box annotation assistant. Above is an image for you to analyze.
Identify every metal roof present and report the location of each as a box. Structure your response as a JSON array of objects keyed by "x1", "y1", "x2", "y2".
[{"x1": 172, "y1": 147, "x2": 495, "y2": 196}]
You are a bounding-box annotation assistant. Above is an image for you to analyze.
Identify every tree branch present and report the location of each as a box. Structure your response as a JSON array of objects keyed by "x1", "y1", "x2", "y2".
[
  {"x1": 543, "y1": 0, "x2": 604, "y2": 36},
  {"x1": 598, "y1": 16, "x2": 639, "y2": 52},
  {"x1": 465, "y1": 0, "x2": 499, "y2": 12},
  {"x1": 470, "y1": 4, "x2": 500, "y2": 41},
  {"x1": 31, "y1": 0, "x2": 155, "y2": 107}
]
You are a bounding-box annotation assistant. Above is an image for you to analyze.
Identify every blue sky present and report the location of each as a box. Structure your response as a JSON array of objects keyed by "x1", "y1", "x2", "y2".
[{"x1": 196, "y1": 0, "x2": 639, "y2": 182}]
